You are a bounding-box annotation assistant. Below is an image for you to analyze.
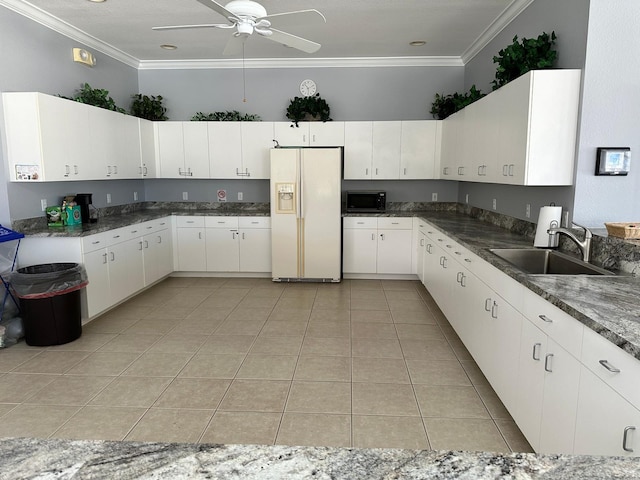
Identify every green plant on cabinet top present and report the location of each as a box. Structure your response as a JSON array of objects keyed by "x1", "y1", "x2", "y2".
[
  {"x1": 286, "y1": 93, "x2": 332, "y2": 127},
  {"x1": 191, "y1": 111, "x2": 261, "y2": 121},
  {"x1": 492, "y1": 31, "x2": 557, "y2": 90},
  {"x1": 131, "y1": 94, "x2": 168, "y2": 121},
  {"x1": 430, "y1": 85, "x2": 485, "y2": 120},
  {"x1": 64, "y1": 83, "x2": 126, "y2": 113}
]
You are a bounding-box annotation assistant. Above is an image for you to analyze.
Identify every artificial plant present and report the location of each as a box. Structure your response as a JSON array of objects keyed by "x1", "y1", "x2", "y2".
[
  {"x1": 286, "y1": 93, "x2": 332, "y2": 127},
  {"x1": 131, "y1": 94, "x2": 168, "y2": 121}
]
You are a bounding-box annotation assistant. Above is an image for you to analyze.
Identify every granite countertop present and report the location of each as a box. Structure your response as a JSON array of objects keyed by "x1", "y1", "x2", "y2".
[{"x1": 2, "y1": 437, "x2": 639, "y2": 479}]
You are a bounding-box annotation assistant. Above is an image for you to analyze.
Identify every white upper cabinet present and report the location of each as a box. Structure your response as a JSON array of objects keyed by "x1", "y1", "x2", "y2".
[
  {"x1": 156, "y1": 122, "x2": 210, "y2": 178},
  {"x1": 372, "y1": 121, "x2": 402, "y2": 179},
  {"x1": 439, "y1": 69, "x2": 581, "y2": 186},
  {"x1": 400, "y1": 120, "x2": 440, "y2": 179},
  {"x1": 343, "y1": 122, "x2": 373, "y2": 179},
  {"x1": 209, "y1": 122, "x2": 273, "y2": 179},
  {"x1": 139, "y1": 118, "x2": 158, "y2": 178},
  {"x1": 273, "y1": 121, "x2": 344, "y2": 147}
]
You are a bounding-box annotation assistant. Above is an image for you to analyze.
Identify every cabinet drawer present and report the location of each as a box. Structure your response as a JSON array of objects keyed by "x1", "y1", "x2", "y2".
[
  {"x1": 582, "y1": 327, "x2": 640, "y2": 408},
  {"x1": 522, "y1": 290, "x2": 584, "y2": 358},
  {"x1": 176, "y1": 216, "x2": 205, "y2": 228},
  {"x1": 205, "y1": 216, "x2": 239, "y2": 229},
  {"x1": 81, "y1": 232, "x2": 111, "y2": 254},
  {"x1": 377, "y1": 217, "x2": 412, "y2": 229},
  {"x1": 105, "y1": 226, "x2": 136, "y2": 246},
  {"x1": 344, "y1": 217, "x2": 377, "y2": 229},
  {"x1": 239, "y1": 217, "x2": 270, "y2": 229}
]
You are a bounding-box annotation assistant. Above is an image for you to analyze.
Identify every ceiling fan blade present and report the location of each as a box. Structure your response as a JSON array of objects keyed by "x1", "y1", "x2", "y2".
[
  {"x1": 152, "y1": 23, "x2": 233, "y2": 31},
  {"x1": 195, "y1": 0, "x2": 238, "y2": 22},
  {"x1": 264, "y1": 28, "x2": 321, "y2": 54},
  {"x1": 258, "y1": 9, "x2": 326, "y2": 26},
  {"x1": 223, "y1": 34, "x2": 247, "y2": 56}
]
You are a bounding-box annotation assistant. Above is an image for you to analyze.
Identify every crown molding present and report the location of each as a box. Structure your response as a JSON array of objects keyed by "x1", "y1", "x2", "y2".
[
  {"x1": 461, "y1": 0, "x2": 535, "y2": 64},
  {"x1": 0, "y1": 0, "x2": 140, "y2": 68},
  {"x1": 138, "y1": 56, "x2": 464, "y2": 70}
]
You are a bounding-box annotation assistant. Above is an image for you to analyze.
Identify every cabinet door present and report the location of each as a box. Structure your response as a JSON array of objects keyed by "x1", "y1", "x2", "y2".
[
  {"x1": 156, "y1": 227, "x2": 174, "y2": 279},
  {"x1": 115, "y1": 113, "x2": 142, "y2": 179},
  {"x1": 142, "y1": 233, "x2": 160, "y2": 286},
  {"x1": 372, "y1": 121, "x2": 401, "y2": 179},
  {"x1": 400, "y1": 121, "x2": 437, "y2": 179},
  {"x1": 182, "y1": 122, "x2": 210, "y2": 178},
  {"x1": 88, "y1": 107, "x2": 117, "y2": 179},
  {"x1": 439, "y1": 110, "x2": 463, "y2": 179},
  {"x1": 157, "y1": 122, "x2": 185, "y2": 178},
  {"x1": 343, "y1": 228, "x2": 377, "y2": 274},
  {"x1": 515, "y1": 318, "x2": 547, "y2": 452},
  {"x1": 343, "y1": 122, "x2": 373, "y2": 179},
  {"x1": 206, "y1": 229, "x2": 240, "y2": 272},
  {"x1": 309, "y1": 122, "x2": 345, "y2": 146},
  {"x1": 209, "y1": 122, "x2": 242, "y2": 178},
  {"x1": 241, "y1": 122, "x2": 273, "y2": 179},
  {"x1": 274, "y1": 122, "x2": 308, "y2": 146},
  {"x1": 538, "y1": 338, "x2": 581, "y2": 454},
  {"x1": 376, "y1": 228, "x2": 412, "y2": 274},
  {"x1": 240, "y1": 228, "x2": 271, "y2": 272},
  {"x1": 416, "y1": 231, "x2": 426, "y2": 283},
  {"x1": 109, "y1": 238, "x2": 145, "y2": 305},
  {"x1": 495, "y1": 79, "x2": 529, "y2": 185},
  {"x1": 574, "y1": 366, "x2": 640, "y2": 457},
  {"x1": 83, "y1": 248, "x2": 111, "y2": 318},
  {"x1": 176, "y1": 228, "x2": 206, "y2": 271},
  {"x1": 139, "y1": 119, "x2": 157, "y2": 178}
]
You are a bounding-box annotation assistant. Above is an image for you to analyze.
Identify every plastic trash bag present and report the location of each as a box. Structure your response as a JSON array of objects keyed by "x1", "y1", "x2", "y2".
[{"x1": 11, "y1": 263, "x2": 88, "y2": 299}]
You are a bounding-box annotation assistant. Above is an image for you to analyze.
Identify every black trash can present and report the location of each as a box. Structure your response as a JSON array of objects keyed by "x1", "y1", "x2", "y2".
[{"x1": 11, "y1": 263, "x2": 88, "y2": 346}]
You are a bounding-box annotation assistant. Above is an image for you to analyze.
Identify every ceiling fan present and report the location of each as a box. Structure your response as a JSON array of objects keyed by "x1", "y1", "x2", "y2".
[{"x1": 153, "y1": 0, "x2": 326, "y2": 55}]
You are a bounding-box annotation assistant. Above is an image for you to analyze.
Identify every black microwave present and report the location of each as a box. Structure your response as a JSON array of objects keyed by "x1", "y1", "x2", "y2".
[{"x1": 345, "y1": 191, "x2": 386, "y2": 212}]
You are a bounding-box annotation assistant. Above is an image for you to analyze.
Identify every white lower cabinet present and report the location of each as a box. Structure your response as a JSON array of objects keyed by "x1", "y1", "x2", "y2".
[
  {"x1": 142, "y1": 223, "x2": 173, "y2": 285},
  {"x1": 176, "y1": 217, "x2": 207, "y2": 272},
  {"x1": 343, "y1": 217, "x2": 413, "y2": 275},
  {"x1": 82, "y1": 245, "x2": 112, "y2": 318},
  {"x1": 238, "y1": 217, "x2": 272, "y2": 272},
  {"x1": 574, "y1": 366, "x2": 640, "y2": 456}
]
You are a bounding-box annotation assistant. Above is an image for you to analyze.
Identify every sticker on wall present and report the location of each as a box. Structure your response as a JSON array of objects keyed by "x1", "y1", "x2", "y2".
[{"x1": 217, "y1": 189, "x2": 227, "y2": 202}]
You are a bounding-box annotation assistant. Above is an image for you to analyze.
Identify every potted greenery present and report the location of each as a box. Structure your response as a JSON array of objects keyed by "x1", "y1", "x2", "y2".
[
  {"x1": 131, "y1": 94, "x2": 168, "y2": 121},
  {"x1": 286, "y1": 93, "x2": 331, "y2": 127},
  {"x1": 66, "y1": 83, "x2": 126, "y2": 113},
  {"x1": 191, "y1": 111, "x2": 261, "y2": 121},
  {"x1": 430, "y1": 85, "x2": 485, "y2": 120},
  {"x1": 492, "y1": 31, "x2": 557, "y2": 90}
]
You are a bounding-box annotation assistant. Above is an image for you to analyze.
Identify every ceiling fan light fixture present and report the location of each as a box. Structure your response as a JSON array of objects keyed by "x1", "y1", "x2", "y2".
[
  {"x1": 410, "y1": 40, "x2": 426, "y2": 46},
  {"x1": 88, "y1": 0, "x2": 106, "y2": 3},
  {"x1": 160, "y1": 44, "x2": 178, "y2": 50}
]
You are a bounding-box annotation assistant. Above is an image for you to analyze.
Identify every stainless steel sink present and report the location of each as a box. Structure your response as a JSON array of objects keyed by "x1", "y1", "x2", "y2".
[{"x1": 489, "y1": 248, "x2": 614, "y2": 275}]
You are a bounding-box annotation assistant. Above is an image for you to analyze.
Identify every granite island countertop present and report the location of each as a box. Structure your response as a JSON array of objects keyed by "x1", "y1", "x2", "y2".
[{"x1": 2, "y1": 437, "x2": 639, "y2": 479}]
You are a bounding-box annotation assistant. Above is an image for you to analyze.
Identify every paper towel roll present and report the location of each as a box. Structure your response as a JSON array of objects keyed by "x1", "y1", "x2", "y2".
[{"x1": 534, "y1": 206, "x2": 563, "y2": 247}]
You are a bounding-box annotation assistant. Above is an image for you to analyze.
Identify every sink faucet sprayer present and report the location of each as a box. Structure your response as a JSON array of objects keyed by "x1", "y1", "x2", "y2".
[{"x1": 547, "y1": 223, "x2": 593, "y2": 262}]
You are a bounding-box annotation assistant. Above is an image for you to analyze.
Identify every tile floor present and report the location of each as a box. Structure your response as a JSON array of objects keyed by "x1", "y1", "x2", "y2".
[{"x1": 0, "y1": 277, "x2": 533, "y2": 452}]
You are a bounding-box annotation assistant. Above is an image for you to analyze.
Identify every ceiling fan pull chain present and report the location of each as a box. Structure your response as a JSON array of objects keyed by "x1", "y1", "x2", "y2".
[{"x1": 242, "y1": 41, "x2": 247, "y2": 103}]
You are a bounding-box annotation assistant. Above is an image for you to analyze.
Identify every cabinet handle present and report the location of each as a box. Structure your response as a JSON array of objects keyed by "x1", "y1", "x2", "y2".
[
  {"x1": 464, "y1": 258, "x2": 472, "y2": 263},
  {"x1": 102, "y1": 253, "x2": 107, "y2": 264},
  {"x1": 544, "y1": 353, "x2": 554, "y2": 372},
  {"x1": 92, "y1": 240, "x2": 101, "y2": 245},
  {"x1": 508, "y1": 164, "x2": 514, "y2": 176},
  {"x1": 147, "y1": 226, "x2": 153, "y2": 230},
  {"x1": 251, "y1": 221, "x2": 259, "y2": 224},
  {"x1": 491, "y1": 301, "x2": 498, "y2": 319},
  {"x1": 458, "y1": 166, "x2": 464, "y2": 175},
  {"x1": 138, "y1": 241, "x2": 143, "y2": 251},
  {"x1": 107, "y1": 165, "x2": 112, "y2": 176},
  {"x1": 113, "y1": 165, "x2": 118, "y2": 175},
  {"x1": 375, "y1": 168, "x2": 379, "y2": 175},
  {"x1": 144, "y1": 240, "x2": 149, "y2": 249},
  {"x1": 460, "y1": 274, "x2": 466, "y2": 287},
  {"x1": 113, "y1": 235, "x2": 120, "y2": 239},
  {"x1": 303, "y1": 134, "x2": 307, "y2": 143},
  {"x1": 143, "y1": 165, "x2": 148, "y2": 175},
  {"x1": 454, "y1": 251, "x2": 462, "y2": 255},
  {"x1": 426, "y1": 244, "x2": 432, "y2": 254},
  {"x1": 485, "y1": 298, "x2": 492, "y2": 311},
  {"x1": 232, "y1": 232, "x2": 237, "y2": 239},
  {"x1": 456, "y1": 271, "x2": 463, "y2": 283},
  {"x1": 157, "y1": 235, "x2": 162, "y2": 244},
  {"x1": 623, "y1": 426, "x2": 636, "y2": 452},
  {"x1": 198, "y1": 232, "x2": 202, "y2": 240},
  {"x1": 74, "y1": 165, "x2": 79, "y2": 175},
  {"x1": 365, "y1": 168, "x2": 369, "y2": 176},
  {"x1": 64, "y1": 164, "x2": 70, "y2": 177},
  {"x1": 420, "y1": 239, "x2": 425, "y2": 247},
  {"x1": 532, "y1": 343, "x2": 542, "y2": 361},
  {"x1": 539, "y1": 314, "x2": 553, "y2": 323},
  {"x1": 371, "y1": 233, "x2": 375, "y2": 241},
  {"x1": 445, "y1": 244, "x2": 453, "y2": 249},
  {"x1": 441, "y1": 257, "x2": 447, "y2": 268},
  {"x1": 380, "y1": 233, "x2": 385, "y2": 240},
  {"x1": 403, "y1": 168, "x2": 407, "y2": 175},
  {"x1": 312, "y1": 134, "x2": 316, "y2": 143},
  {"x1": 443, "y1": 167, "x2": 449, "y2": 175},
  {"x1": 599, "y1": 359, "x2": 621, "y2": 373},
  {"x1": 110, "y1": 252, "x2": 115, "y2": 261}
]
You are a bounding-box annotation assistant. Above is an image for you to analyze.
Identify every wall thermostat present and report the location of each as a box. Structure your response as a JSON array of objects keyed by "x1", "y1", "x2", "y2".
[{"x1": 595, "y1": 147, "x2": 630, "y2": 176}]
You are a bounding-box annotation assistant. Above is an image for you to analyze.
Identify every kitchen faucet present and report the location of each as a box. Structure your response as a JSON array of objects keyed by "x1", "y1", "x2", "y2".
[{"x1": 547, "y1": 222, "x2": 593, "y2": 262}]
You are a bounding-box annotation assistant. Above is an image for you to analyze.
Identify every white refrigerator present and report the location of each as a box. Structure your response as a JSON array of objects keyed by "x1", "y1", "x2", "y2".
[{"x1": 270, "y1": 147, "x2": 342, "y2": 282}]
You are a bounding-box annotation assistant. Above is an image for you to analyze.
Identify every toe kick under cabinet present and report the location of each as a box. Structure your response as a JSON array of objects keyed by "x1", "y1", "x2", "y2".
[{"x1": 416, "y1": 219, "x2": 640, "y2": 457}]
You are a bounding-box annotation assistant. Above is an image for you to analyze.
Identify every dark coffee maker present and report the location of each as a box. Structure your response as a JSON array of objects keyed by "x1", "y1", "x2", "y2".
[{"x1": 74, "y1": 193, "x2": 96, "y2": 223}]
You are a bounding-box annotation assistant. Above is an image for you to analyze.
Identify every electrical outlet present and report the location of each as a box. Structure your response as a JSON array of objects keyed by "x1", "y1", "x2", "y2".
[
  {"x1": 526, "y1": 204, "x2": 531, "y2": 218},
  {"x1": 133, "y1": 191, "x2": 138, "y2": 201},
  {"x1": 106, "y1": 193, "x2": 112, "y2": 204},
  {"x1": 40, "y1": 199, "x2": 47, "y2": 211},
  {"x1": 182, "y1": 192, "x2": 188, "y2": 201},
  {"x1": 492, "y1": 198, "x2": 497, "y2": 210},
  {"x1": 432, "y1": 193, "x2": 438, "y2": 201},
  {"x1": 238, "y1": 192, "x2": 243, "y2": 201},
  {"x1": 465, "y1": 194, "x2": 469, "y2": 204}
]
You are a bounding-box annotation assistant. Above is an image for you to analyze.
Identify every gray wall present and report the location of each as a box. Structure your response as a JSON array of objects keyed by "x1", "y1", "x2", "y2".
[
  {"x1": 461, "y1": 0, "x2": 590, "y2": 223},
  {"x1": 138, "y1": 66, "x2": 464, "y2": 122},
  {"x1": 572, "y1": 0, "x2": 640, "y2": 227},
  {"x1": 0, "y1": 6, "x2": 139, "y2": 225}
]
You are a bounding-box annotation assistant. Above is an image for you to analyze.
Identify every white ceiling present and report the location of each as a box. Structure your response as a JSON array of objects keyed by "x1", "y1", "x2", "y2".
[{"x1": 2, "y1": 0, "x2": 531, "y2": 67}]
